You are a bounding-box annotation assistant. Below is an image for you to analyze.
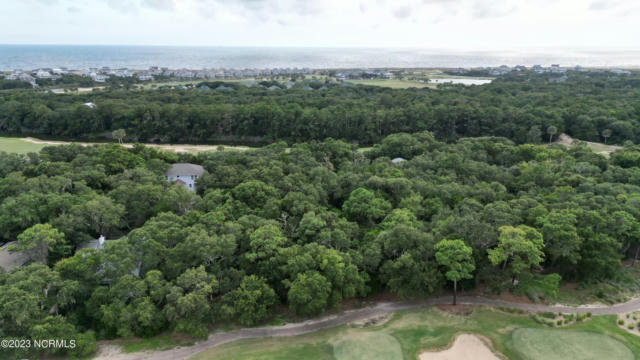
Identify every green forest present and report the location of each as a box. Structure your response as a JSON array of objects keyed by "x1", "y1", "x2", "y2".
[
  {"x1": 2, "y1": 71, "x2": 640, "y2": 358},
  {"x1": 1, "y1": 70, "x2": 640, "y2": 145}
]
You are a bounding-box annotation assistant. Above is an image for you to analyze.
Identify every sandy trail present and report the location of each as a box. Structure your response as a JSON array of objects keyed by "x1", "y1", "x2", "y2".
[
  {"x1": 93, "y1": 295, "x2": 640, "y2": 360},
  {"x1": 419, "y1": 334, "x2": 500, "y2": 360},
  {"x1": 20, "y1": 137, "x2": 250, "y2": 153}
]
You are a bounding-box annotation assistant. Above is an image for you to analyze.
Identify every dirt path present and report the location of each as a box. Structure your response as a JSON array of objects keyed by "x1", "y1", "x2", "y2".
[
  {"x1": 20, "y1": 137, "x2": 250, "y2": 153},
  {"x1": 94, "y1": 295, "x2": 640, "y2": 360}
]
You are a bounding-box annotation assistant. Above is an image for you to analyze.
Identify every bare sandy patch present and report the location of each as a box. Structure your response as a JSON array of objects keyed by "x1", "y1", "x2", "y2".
[
  {"x1": 20, "y1": 137, "x2": 250, "y2": 153},
  {"x1": 555, "y1": 133, "x2": 622, "y2": 155},
  {"x1": 419, "y1": 334, "x2": 500, "y2": 360}
]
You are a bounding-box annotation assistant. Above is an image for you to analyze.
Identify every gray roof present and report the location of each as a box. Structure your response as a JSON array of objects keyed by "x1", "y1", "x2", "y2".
[
  {"x1": 77, "y1": 235, "x2": 107, "y2": 252},
  {"x1": 166, "y1": 163, "x2": 205, "y2": 176},
  {"x1": 392, "y1": 157, "x2": 407, "y2": 163},
  {"x1": 0, "y1": 242, "x2": 29, "y2": 271}
]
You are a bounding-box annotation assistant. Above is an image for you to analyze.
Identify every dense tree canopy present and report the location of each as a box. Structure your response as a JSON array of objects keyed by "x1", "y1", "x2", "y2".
[
  {"x1": 2, "y1": 72, "x2": 640, "y2": 357},
  {"x1": 1, "y1": 70, "x2": 640, "y2": 146}
]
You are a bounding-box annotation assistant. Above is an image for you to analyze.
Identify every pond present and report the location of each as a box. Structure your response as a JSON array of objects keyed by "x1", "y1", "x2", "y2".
[{"x1": 428, "y1": 78, "x2": 492, "y2": 85}]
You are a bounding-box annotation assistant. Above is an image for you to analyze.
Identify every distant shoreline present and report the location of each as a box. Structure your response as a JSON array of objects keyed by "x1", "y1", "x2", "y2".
[{"x1": 2, "y1": 45, "x2": 640, "y2": 71}]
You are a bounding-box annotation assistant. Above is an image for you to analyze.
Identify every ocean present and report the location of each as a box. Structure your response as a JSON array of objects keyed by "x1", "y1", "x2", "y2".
[{"x1": 1, "y1": 45, "x2": 640, "y2": 70}]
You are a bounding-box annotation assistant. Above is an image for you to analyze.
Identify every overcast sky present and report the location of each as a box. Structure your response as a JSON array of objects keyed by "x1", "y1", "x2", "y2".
[{"x1": 1, "y1": 0, "x2": 639, "y2": 49}]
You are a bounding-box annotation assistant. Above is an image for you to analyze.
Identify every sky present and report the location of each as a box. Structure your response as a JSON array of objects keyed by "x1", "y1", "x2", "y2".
[{"x1": 1, "y1": 0, "x2": 639, "y2": 49}]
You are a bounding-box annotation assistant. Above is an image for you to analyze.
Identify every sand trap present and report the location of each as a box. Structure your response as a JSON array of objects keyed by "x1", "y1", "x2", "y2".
[{"x1": 419, "y1": 334, "x2": 500, "y2": 360}]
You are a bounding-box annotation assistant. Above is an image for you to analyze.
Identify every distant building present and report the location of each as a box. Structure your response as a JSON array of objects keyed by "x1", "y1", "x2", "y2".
[
  {"x1": 611, "y1": 68, "x2": 631, "y2": 75},
  {"x1": 35, "y1": 70, "x2": 54, "y2": 79},
  {"x1": 137, "y1": 73, "x2": 153, "y2": 81},
  {"x1": 391, "y1": 157, "x2": 407, "y2": 163},
  {"x1": 6, "y1": 71, "x2": 37, "y2": 86},
  {"x1": 548, "y1": 75, "x2": 568, "y2": 83},
  {"x1": 165, "y1": 163, "x2": 205, "y2": 191},
  {"x1": 83, "y1": 102, "x2": 96, "y2": 108}
]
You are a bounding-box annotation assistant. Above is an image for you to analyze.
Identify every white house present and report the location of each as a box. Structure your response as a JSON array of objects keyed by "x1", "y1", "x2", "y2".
[{"x1": 165, "y1": 163, "x2": 205, "y2": 191}]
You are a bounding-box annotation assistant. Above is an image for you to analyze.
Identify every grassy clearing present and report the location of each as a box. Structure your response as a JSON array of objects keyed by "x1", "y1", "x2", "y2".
[
  {"x1": 120, "y1": 333, "x2": 195, "y2": 353},
  {"x1": 584, "y1": 141, "x2": 622, "y2": 155},
  {"x1": 332, "y1": 332, "x2": 402, "y2": 360},
  {"x1": 0, "y1": 137, "x2": 47, "y2": 154},
  {"x1": 347, "y1": 79, "x2": 436, "y2": 89},
  {"x1": 512, "y1": 328, "x2": 633, "y2": 360},
  {"x1": 188, "y1": 306, "x2": 640, "y2": 360}
]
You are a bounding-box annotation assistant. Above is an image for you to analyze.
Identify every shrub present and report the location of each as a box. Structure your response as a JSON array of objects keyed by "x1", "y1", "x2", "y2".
[
  {"x1": 628, "y1": 324, "x2": 635, "y2": 330},
  {"x1": 515, "y1": 273, "x2": 562, "y2": 302},
  {"x1": 531, "y1": 314, "x2": 555, "y2": 326},
  {"x1": 541, "y1": 312, "x2": 556, "y2": 319},
  {"x1": 619, "y1": 319, "x2": 625, "y2": 325},
  {"x1": 586, "y1": 312, "x2": 592, "y2": 317},
  {"x1": 627, "y1": 314, "x2": 630, "y2": 318},
  {"x1": 498, "y1": 306, "x2": 526, "y2": 314},
  {"x1": 557, "y1": 320, "x2": 563, "y2": 326}
]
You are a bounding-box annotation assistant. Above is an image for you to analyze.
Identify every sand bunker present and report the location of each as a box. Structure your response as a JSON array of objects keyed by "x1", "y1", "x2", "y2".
[{"x1": 419, "y1": 334, "x2": 500, "y2": 360}]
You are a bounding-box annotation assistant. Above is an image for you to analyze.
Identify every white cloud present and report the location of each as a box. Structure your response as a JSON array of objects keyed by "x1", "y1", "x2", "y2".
[{"x1": 2, "y1": 0, "x2": 638, "y2": 49}]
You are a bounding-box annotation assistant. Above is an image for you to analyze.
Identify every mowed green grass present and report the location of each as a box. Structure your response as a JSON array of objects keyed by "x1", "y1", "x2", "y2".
[
  {"x1": 512, "y1": 328, "x2": 633, "y2": 360},
  {"x1": 332, "y1": 332, "x2": 402, "y2": 360},
  {"x1": 347, "y1": 79, "x2": 436, "y2": 89},
  {"x1": 0, "y1": 137, "x2": 46, "y2": 154},
  {"x1": 188, "y1": 307, "x2": 640, "y2": 360}
]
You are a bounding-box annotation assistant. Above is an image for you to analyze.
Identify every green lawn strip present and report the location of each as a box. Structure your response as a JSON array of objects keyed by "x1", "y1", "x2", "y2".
[
  {"x1": 189, "y1": 326, "x2": 340, "y2": 360},
  {"x1": 512, "y1": 328, "x2": 633, "y2": 360},
  {"x1": 120, "y1": 333, "x2": 195, "y2": 353},
  {"x1": 187, "y1": 307, "x2": 640, "y2": 360},
  {"x1": 347, "y1": 80, "x2": 435, "y2": 89},
  {"x1": 333, "y1": 332, "x2": 402, "y2": 360},
  {"x1": 0, "y1": 137, "x2": 46, "y2": 154}
]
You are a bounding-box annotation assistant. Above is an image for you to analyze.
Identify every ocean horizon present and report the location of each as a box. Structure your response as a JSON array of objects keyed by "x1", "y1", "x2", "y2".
[{"x1": 1, "y1": 45, "x2": 640, "y2": 70}]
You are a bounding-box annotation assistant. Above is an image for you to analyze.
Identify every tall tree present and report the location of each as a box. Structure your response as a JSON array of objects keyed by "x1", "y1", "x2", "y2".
[
  {"x1": 488, "y1": 225, "x2": 545, "y2": 285},
  {"x1": 435, "y1": 239, "x2": 475, "y2": 305},
  {"x1": 547, "y1": 125, "x2": 557, "y2": 143},
  {"x1": 10, "y1": 224, "x2": 65, "y2": 264},
  {"x1": 112, "y1": 129, "x2": 126, "y2": 144},
  {"x1": 601, "y1": 129, "x2": 612, "y2": 144}
]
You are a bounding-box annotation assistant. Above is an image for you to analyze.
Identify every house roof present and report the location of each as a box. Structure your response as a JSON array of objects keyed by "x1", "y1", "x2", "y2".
[
  {"x1": 166, "y1": 163, "x2": 205, "y2": 176},
  {"x1": 0, "y1": 241, "x2": 29, "y2": 271},
  {"x1": 392, "y1": 157, "x2": 407, "y2": 163},
  {"x1": 76, "y1": 235, "x2": 107, "y2": 252}
]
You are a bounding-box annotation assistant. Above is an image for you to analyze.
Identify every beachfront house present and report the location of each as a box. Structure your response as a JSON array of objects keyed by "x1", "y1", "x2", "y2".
[{"x1": 165, "y1": 163, "x2": 205, "y2": 191}]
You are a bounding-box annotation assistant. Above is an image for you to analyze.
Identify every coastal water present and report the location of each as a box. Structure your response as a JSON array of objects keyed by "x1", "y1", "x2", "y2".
[
  {"x1": 429, "y1": 78, "x2": 492, "y2": 85},
  {"x1": 1, "y1": 45, "x2": 640, "y2": 70}
]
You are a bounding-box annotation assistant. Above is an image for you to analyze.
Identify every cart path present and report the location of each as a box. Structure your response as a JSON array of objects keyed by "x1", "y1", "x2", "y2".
[{"x1": 93, "y1": 295, "x2": 640, "y2": 360}]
